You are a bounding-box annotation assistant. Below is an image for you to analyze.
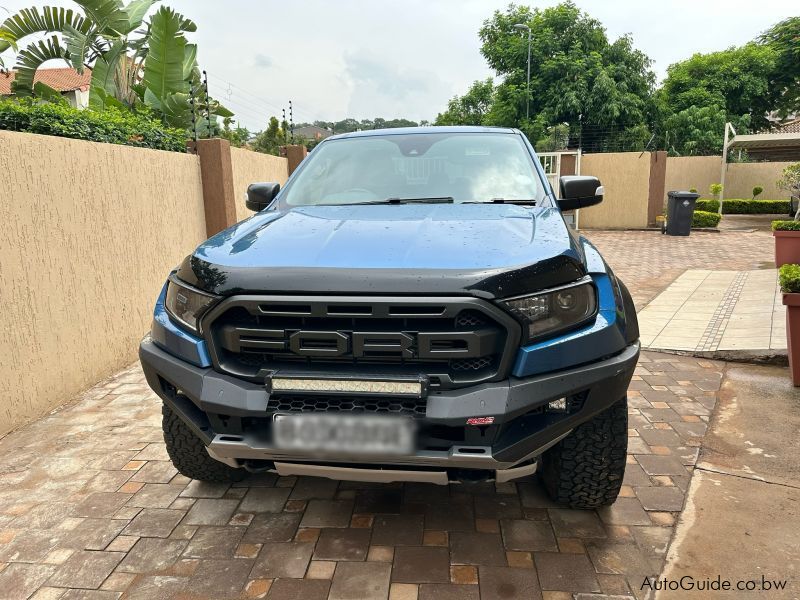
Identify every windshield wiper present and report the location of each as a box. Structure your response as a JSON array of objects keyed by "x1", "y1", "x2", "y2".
[
  {"x1": 463, "y1": 198, "x2": 537, "y2": 205},
  {"x1": 384, "y1": 196, "x2": 454, "y2": 204},
  {"x1": 324, "y1": 197, "x2": 454, "y2": 206}
]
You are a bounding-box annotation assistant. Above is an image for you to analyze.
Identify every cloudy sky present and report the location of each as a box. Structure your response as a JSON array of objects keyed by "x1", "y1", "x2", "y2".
[{"x1": 1, "y1": 0, "x2": 796, "y2": 130}]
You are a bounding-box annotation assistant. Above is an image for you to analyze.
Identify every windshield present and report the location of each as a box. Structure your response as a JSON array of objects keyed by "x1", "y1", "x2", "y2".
[{"x1": 279, "y1": 132, "x2": 546, "y2": 206}]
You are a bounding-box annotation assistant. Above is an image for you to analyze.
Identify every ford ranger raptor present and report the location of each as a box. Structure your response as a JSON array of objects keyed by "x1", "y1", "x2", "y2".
[{"x1": 140, "y1": 126, "x2": 639, "y2": 508}]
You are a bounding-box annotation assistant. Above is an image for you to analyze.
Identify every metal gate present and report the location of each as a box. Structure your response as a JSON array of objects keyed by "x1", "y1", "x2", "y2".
[{"x1": 538, "y1": 150, "x2": 582, "y2": 228}]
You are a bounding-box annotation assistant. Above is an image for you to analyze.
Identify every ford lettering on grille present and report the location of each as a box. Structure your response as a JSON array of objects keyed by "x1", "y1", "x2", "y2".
[
  {"x1": 203, "y1": 297, "x2": 520, "y2": 389},
  {"x1": 225, "y1": 329, "x2": 499, "y2": 359}
]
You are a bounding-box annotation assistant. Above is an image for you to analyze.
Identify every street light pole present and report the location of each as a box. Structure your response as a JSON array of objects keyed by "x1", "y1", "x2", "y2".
[{"x1": 513, "y1": 23, "x2": 532, "y2": 121}]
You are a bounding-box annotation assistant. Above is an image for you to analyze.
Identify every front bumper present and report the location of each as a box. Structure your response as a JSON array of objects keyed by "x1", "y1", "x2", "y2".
[{"x1": 140, "y1": 336, "x2": 639, "y2": 475}]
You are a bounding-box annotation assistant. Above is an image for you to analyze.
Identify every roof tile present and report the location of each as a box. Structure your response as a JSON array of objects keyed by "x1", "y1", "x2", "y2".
[{"x1": 0, "y1": 67, "x2": 92, "y2": 95}]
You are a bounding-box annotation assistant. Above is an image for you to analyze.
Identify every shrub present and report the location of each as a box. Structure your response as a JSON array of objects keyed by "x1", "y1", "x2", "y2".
[
  {"x1": 721, "y1": 199, "x2": 790, "y2": 214},
  {"x1": 779, "y1": 264, "x2": 800, "y2": 294},
  {"x1": 692, "y1": 210, "x2": 721, "y2": 228},
  {"x1": 695, "y1": 199, "x2": 720, "y2": 212},
  {"x1": 777, "y1": 163, "x2": 800, "y2": 198},
  {"x1": 709, "y1": 183, "x2": 723, "y2": 199},
  {"x1": 0, "y1": 99, "x2": 188, "y2": 152},
  {"x1": 752, "y1": 186, "x2": 763, "y2": 199},
  {"x1": 772, "y1": 220, "x2": 800, "y2": 231},
  {"x1": 689, "y1": 187, "x2": 698, "y2": 193}
]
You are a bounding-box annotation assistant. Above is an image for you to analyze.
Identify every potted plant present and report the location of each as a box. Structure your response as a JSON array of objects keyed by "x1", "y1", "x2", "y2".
[
  {"x1": 779, "y1": 264, "x2": 800, "y2": 386},
  {"x1": 773, "y1": 164, "x2": 800, "y2": 266},
  {"x1": 772, "y1": 221, "x2": 800, "y2": 267}
]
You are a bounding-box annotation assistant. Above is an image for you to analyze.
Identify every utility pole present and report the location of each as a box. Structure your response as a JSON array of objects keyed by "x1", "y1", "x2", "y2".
[
  {"x1": 513, "y1": 24, "x2": 532, "y2": 122},
  {"x1": 719, "y1": 122, "x2": 736, "y2": 213}
]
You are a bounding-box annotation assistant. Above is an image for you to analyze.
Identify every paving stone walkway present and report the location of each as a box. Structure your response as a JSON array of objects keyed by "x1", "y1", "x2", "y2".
[
  {"x1": 638, "y1": 269, "x2": 785, "y2": 353},
  {"x1": 0, "y1": 352, "x2": 722, "y2": 600},
  {"x1": 584, "y1": 230, "x2": 775, "y2": 309}
]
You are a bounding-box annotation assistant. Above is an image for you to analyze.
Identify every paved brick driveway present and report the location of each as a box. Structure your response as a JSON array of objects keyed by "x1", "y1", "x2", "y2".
[
  {"x1": 584, "y1": 229, "x2": 774, "y2": 308},
  {"x1": 0, "y1": 353, "x2": 721, "y2": 600},
  {"x1": 0, "y1": 228, "x2": 770, "y2": 600}
]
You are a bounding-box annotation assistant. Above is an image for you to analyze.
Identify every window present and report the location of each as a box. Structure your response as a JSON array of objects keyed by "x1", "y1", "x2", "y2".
[{"x1": 280, "y1": 132, "x2": 545, "y2": 206}]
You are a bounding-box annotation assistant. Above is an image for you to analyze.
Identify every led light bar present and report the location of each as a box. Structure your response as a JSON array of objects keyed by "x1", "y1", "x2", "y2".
[{"x1": 267, "y1": 374, "x2": 426, "y2": 398}]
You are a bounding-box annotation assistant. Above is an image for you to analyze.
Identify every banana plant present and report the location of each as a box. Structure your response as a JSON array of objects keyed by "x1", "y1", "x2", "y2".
[
  {"x1": 0, "y1": 0, "x2": 231, "y2": 132},
  {"x1": 140, "y1": 6, "x2": 231, "y2": 132},
  {"x1": 0, "y1": 1, "x2": 158, "y2": 100}
]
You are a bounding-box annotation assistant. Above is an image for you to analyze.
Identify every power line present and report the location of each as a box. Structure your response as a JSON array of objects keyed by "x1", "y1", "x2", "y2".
[
  {"x1": 206, "y1": 83, "x2": 274, "y2": 117},
  {"x1": 206, "y1": 73, "x2": 325, "y2": 124},
  {"x1": 206, "y1": 74, "x2": 285, "y2": 114},
  {"x1": 206, "y1": 84, "x2": 275, "y2": 122},
  {"x1": 207, "y1": 97, "x2": 267, "y2": 125}
]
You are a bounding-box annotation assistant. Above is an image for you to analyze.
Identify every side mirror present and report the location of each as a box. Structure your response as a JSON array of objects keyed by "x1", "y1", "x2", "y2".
[
  {"x1": 246, "y1": 182, "x2": 281, "y2": 211},
  {"x1": 558, "y1": 176, "x2": 604, "y2": 211}
]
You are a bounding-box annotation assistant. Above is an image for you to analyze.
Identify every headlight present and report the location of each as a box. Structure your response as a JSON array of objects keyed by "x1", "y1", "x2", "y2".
[
  {"x1": 501, "y1": 280, "x2": 597, "y2": 343},
  {"x1": 164, "y1": 276, "x2": 220, "y2": 335}
]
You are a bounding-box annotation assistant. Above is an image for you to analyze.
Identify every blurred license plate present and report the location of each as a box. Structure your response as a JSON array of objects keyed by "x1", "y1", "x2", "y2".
[{"x1": 273, "y1": 414, "x2": 415, "y2": 456}]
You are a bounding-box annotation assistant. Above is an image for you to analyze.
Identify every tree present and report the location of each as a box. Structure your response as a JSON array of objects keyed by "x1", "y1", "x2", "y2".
[
  {"x1": 663, "y1": 105, "x2": 750, "y2": 156},
  {"x1": 252, "y1": 116, "x2": 283, "y2": 155},
  {"x1": 535, "y1": 123, "x2": 569, "y2": 152},
  {"x1": 473, "y1": 2, "x2": 655, "y2": 150},
  {"x1": 0, "y1": 1, "x2": 230, "y2": 132},
  {"x1": 219, "y1": 118, "x2": 249, "y2": 147},
  {"x1": 760, "y1": 17, "x2": 800, "y2": 121},
  {"x1": 777, "y1": 163, "x2": 800, "y2": 201},
  {"x1": 295, "y1": 117, "x2": 419, "y2": 135},
  {"x1": 435, "y1": 78, "x2": 494, "y2": 125},
  {"x1": 658, "y1": 43, "x2": 777, "y2": 132}
]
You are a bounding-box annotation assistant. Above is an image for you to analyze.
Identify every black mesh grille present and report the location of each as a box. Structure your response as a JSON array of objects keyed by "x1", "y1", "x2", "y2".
[
  {"x1": 451, "y1": 356, "x2": 493, "y2": 371},
  {"x1": 454, "y1": 311, "x2": 486, "y2": 328},
  {"x1": 267, "y1": 395, "x2": 427, "y2": 417},
  {"x1": 204, "y1": 298, "x2": 514, "y2": 390}
]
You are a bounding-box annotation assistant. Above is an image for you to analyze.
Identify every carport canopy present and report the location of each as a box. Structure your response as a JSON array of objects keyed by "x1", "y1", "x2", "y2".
[
  {"x1": 727, "y1": 132, "x2": 800, "y2": 161},
  {"x1": 719, "y1": 124, "x2": 800, "y2": 202}
]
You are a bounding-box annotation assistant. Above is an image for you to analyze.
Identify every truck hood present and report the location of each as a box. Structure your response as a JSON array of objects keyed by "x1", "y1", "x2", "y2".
[{"x1": 177, "y1": 204, "x2": 586, "y2": 299}]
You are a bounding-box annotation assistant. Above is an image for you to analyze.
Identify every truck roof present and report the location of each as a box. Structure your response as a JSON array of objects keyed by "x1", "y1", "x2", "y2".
[{"x1": 327, "y1": 125, "x2": 519, "y2": 141}]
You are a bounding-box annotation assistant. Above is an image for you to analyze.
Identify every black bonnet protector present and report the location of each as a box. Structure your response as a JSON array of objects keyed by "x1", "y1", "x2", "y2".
[
  {"x1": 177, "y1": 253, "x2": 585, "y2": 300},
  {"x1": 175, "y1": 204, "x2": 587, "y2": 299}
]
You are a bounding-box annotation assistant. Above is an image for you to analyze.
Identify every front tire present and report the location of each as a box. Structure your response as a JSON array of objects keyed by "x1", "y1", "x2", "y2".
[
  {"x1": 540, "y1": 396, "x2": 627, "y2": 508},
  {"x1": 162, "y1": 403, "x2": 246, "y2": 482}
]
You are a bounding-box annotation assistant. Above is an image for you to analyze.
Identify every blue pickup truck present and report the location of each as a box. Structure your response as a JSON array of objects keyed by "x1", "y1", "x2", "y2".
[{"x1": 140, "y1": 126, "x2": 639, "y2": 508}]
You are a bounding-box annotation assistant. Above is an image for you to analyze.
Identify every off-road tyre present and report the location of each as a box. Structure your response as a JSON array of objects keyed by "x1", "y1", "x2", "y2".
[
  {"x1": 162, "y1": 403, "x2": 246, "y2": 482},
  {"x1": 540, "y1": 396, "x2": 627, "y2": 509}
]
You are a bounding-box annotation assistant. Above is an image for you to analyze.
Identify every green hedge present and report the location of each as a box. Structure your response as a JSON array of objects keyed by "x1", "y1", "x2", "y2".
[
  {"x1": 692, "y1": 210, "x2": 722, "y2": 228},
  {"x1": 772, "y1": 220, "x2": 800, "y2": 231},
  {"x1": 695, "y1": 199, "x2": 720, "y2": 212},
  {"x1": 693, "y1": 199, "x2": 790, "y2": 214},
  {"x1": 721, "y1": 199, "x2": 790, "y2": 214},
  {"x1": 0, "y1": 99, "x2": 187, "y2": 152},
  {"x1": 779, "y1": 264, "x2": 800, "y2": 294}
]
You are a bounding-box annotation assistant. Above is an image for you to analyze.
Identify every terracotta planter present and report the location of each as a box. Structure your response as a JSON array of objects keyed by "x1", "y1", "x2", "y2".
[
  {"x1": 784, "y1": 292, "x2": 800, "y2": 386},
  {"x1": 774, "y1": 230, "x2": 800, "y2": 267}
]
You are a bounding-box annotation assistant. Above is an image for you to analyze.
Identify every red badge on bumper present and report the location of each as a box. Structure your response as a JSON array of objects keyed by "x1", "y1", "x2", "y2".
[{"x1": 466, "y1": 416, "x2": 495, "y2": 426}]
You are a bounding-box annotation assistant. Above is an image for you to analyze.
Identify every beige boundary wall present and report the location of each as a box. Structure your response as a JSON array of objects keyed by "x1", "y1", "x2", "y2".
[
  {"x1": 577, "y1": 152, "x2": 794, "y2": 229},
  {"x1": 726, "y1": 161, "x2": 794, "y2": 200},
  {"x1": 578, "y1": 152, "x2": 654, "y2": 229},
  {"x1": 664, "y1": 156, "x2": 719, "y2": 199},
  {"x1": 0, "y1": 131, "x2": 289, "y2": 435},
  {"x1": 665, "y1": 156, "x2": 793, "y2": 200},
  {"x1": 230, "y1": 147, "x2": 290, "y2": 223}
]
